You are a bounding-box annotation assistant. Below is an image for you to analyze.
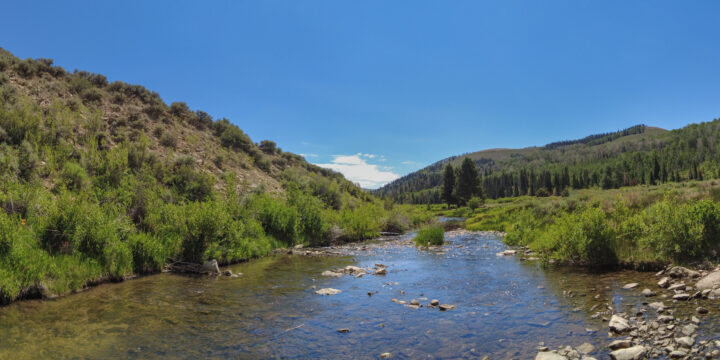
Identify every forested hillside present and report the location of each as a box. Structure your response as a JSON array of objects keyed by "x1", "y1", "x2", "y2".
[
  {"x1": 376, "y1": 123, "x2": 720, "y2": 203},
  {"x1": 0, "y1": 48, "x2": 427, "y2": 304}
]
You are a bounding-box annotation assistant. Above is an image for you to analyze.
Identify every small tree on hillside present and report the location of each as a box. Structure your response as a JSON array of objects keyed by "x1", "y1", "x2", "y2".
[
  {"x1": 455, "y1": 157, "x2": 483, "y2": 205},
  {"x1": 442, "y1": 163, "x2": 456, "y2": 208}
]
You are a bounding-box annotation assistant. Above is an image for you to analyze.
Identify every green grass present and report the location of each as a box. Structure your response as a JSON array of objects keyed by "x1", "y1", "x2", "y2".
[{"x1": 414, "y1": 225, "x2": 445, "y2": 247}]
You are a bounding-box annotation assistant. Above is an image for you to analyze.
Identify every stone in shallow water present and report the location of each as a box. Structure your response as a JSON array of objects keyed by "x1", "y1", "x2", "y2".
[
  {"x1": 608, "y1": 339, "x2": 632, "y2": 350},
  {"x1": 623, "y1": 283, "x2": 639, "y2": 289},
  {"x1": 609, "y1": 345, "x2": 647, "y2": 360},
  {"x1": 576, "y1": 342, "x2": 594, "y2": 354},
  {"x1": 315, "y1": 288, "x2": 341, "y2": 295},
  {"x1": 676, "y1": 336, "x2": 694, "y2": 347},
  {"x1": 668, "y1": 283, "x2": 686, "y2": 291},
  {"x1": 438, "y1": 304, "x2": 456, "y2": 311},
  {"x1": 657, "y1": 277, "x2": 670, "y2": 288},
  {"x1": 321, "y1": 270, "x2": 342, "y2": 277},
  {"x1": 641, "y1": 288, "x2": 656, "y2": 297},
  {"x1": 681, "y1": 323, "x2": 698, "y2": 336},
  {"x1": 672, "y1": 293, "x2": 690, "y2": 300},
  {"x1": 609, "y1": 315, "x2": 631, "y2": 333},
  {"x1": 534, "y1": 351, "x2": 567, "y2": 360}
]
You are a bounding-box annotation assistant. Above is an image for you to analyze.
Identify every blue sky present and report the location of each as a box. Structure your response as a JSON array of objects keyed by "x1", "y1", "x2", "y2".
[{"x1": 3, "y1": 1, "x2": 720, "y2": 188}]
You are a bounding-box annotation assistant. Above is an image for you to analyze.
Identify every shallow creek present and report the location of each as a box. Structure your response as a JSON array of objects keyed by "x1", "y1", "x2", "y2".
[{"x1": 0, "y1": 232, "x2": 718, "y2": 359}]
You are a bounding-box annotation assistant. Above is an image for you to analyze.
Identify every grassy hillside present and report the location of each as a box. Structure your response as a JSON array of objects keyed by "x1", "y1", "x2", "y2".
[
  {"x1": 374, "y1": 122, "x2": 720, "y2": 204},
  {"x1": 0, "y1": 48, "x2": 431, "y2": 304}
]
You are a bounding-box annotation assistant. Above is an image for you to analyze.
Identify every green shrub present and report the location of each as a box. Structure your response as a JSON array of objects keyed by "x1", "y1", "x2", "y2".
[
  {"x1": 249, "y1": 194, "x2": 299, "y2": 243},
  {"x1": 340, "y1": 203, "x2": 384, "y2": 241},
  {"x1": 259, "y1": 140, "x2": 277, "y2": 154},
  {"x1": 62, "y1": 162, "x2": 89, "y2": 190},
  {"x1": 414, "y1": 225, "x2": 444, "y2": 246},
  {"x1": 170, "y1": 102, "x2": 190, "y2": 117},
  {"x1": 180, "y1": 201, "x2": 226, "y2": 263},
  {"x1": 81, "y1": 88, "x2": 104, "y2": 104},
  {"x1": 467, "y1": 196, "x2": 483, "y2": 210},
  {"x1": 536, "y1": 206, "x2": 616, "y2": 266},
  {"x1": 159, "y1": 131, "x2": 177, "y2": 149},
  {"x1": 18, "y1": 141, "x2": 38, "y2": 181}
]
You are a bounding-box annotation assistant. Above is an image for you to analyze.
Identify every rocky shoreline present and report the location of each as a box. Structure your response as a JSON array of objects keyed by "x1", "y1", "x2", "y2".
[{"x1": 532, "y1": 265, "x2": 720, "y2": 360}]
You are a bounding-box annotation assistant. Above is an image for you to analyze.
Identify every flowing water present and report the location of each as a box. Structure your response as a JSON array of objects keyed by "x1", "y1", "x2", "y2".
[{"x1": 0, "y1": 232, "x2": 718, "y2": 359}]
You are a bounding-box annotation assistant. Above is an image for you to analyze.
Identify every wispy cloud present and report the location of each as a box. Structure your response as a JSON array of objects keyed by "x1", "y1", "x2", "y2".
[
  {"x1": 300, "y1": 153, "x2": 319, "y2": 158},
  {"x1": 316, "y1": 154, "x2": 399, "y2": 189}
]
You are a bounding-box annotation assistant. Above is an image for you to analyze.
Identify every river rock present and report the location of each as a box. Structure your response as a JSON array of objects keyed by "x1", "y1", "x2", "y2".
[
  {"x1": 648, "y1": 302, "x2": 665, "y2": 311},
  {"x1": 658, "y1": 315, "x2": 674, "y2": 323},
  {"x1": 641, "y1": 288, "x2": 656, "y2": 297},
  {"x1": 668, "y1": 266, "x2": 700, "y2": 278},
  {"x1": 681, "y1": 323, "x2": 698, "y2": 336},
  {"x1": 695, "y1": 270, "x2": 720, "y2": 291},
  {"x1": 669, "y1": 350, "x2": 687, "y2": 358},
  {"x1": 672, "y1": 293, "x2": 690, "y2": 300},
  {"x1": 668, "y1": 283, "x2": 686, "y2": 291},
  {"x1": 609, "y1": 315, "x2": 631, "y2": 333},
  {"x1": 337, "y1": 328, "x2": 350, "y2": 333},
  {"x1": 676, "y1": 336, "x2": 694, "y2": 347},
  {"x1": 379, "y1": 352, "x2": 392, "y2": 358},
  {"x1": 374, "y1": 268, "x2": 387, "y2": 275},
  {"x1": 410, "y1": 299, "x2": 420, "y2": 306},
  {"x1": 610, "y1": 345, "x2": 646, "y2": 360},
  {"x1": 577, "y1": 342, "x2": 594, "y2": 354},
  {"x1": 315, "y1": 288, "x2": 341, "y2": 295},
  {"x1": 623, "y1": 283, "x2": 639, "y2": 289},
  {"x1": 202, "y1": 260, "x2": 220, "y2": 274},
  {"x1": 321, "y1": 270, "x2": 342, "y2": 277},
  {"x1": 430, "y1": 299, "x2": 439, "y2": 306},
  {"x1": 439, "y1": 304, "x2": 456, "y2": 311},
  {"x1": 657, "y1": 277, "x2": 670, "y2": 288},
  {"x1": 608, "y1": 339, "x2": 632, "y2": 350},
  {"x1": 697, "y1": 306, "x2": 708, "y2": 314},
  {"x1": 534, "y1": 351, "x2": 567, "y2": 360}
]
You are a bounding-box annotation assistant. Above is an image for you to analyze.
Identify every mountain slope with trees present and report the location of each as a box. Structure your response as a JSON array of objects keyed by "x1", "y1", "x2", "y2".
[{"x1": 374, "y1": 123, "x2": 720, "y2": 204}]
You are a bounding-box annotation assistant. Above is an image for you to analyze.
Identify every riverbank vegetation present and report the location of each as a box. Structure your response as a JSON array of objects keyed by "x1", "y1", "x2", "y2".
[
  {"x1": 424, "y1": 181, "x2": 720, "y2": 267},
  {"x1": 413, "y1": 225, "x2": 445, "y2": 247},
  {"x1": 0, "y1": 49, "x2": 434, "y2": 304}
]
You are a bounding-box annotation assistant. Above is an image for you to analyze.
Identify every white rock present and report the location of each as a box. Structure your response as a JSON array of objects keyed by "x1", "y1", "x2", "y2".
[
  {"x1": 609, "y1": 315, "x2": 631, "y2": 333},
  {"x1": 315, "y1": 288, "x2": 341, "y2": 295},
  {"x1": 535, "y1": 352, "x2": 568, "y2": 360},
  {"x1": 695, "y1": 270, "x2": 720, "y2": 291},
  {"x1": 610, "y1": 345, "x2": 647, "y2": 360}
]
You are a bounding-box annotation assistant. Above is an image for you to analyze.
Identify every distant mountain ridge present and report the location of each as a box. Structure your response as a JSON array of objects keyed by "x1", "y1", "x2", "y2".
[{"x1": 373, "y1": 122, "x2": 720, "y2": 203}]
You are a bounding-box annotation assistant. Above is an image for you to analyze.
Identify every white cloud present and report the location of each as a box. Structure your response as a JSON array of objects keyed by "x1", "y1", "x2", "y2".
[
  {"x1": 316, "y1": 154, "x2": 399, "y2": 189},
  {"x1": 300, "y1": 153, "x2": 319, "y2": 158}
]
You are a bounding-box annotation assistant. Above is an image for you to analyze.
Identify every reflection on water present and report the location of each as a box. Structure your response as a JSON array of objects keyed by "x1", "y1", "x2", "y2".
[{"x1": 0, "y1": 233, "x2": 718, "y2": 359}]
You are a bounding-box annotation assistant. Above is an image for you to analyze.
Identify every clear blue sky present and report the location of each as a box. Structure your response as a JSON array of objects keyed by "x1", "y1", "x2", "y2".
[{"x1": 3, "y1": 1, "x2": 720, "y2": 188}]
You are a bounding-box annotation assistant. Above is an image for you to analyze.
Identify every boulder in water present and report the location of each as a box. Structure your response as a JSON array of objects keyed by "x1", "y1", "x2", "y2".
[
  {"x1": 610, "y1": 345, "x2": 647, "y2": 360},
  {"x1": 695, "y1": 270, "x2": 720, "y2": 291}
]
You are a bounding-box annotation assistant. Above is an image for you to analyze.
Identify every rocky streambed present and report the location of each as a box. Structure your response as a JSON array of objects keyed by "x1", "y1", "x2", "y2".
[{"x1": 0, "y1": 231, "x2": 718, "y2": 359}]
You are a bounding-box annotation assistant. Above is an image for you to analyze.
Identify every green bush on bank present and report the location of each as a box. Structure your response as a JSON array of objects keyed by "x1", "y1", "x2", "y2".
[{"x1": 414, "y1": 225, "x2": 444, "y2": 247}]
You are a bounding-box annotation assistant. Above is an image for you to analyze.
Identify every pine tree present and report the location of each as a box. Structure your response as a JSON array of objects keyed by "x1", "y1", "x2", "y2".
[
  {"x1": 441, "y1": 163, "x2": 456, "y2": 207},
  {"x1": 455, "y1": 158, "x2": 481, "y2": 205}
]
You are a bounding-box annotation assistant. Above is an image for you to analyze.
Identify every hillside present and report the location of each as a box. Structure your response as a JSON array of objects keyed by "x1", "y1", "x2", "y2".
[
  {"x1": 0, "y1": 47, "x2": 424, "y2": 304},
  {"x1": 375, "y1": 122, "x2": 720, "y2": 203}
]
